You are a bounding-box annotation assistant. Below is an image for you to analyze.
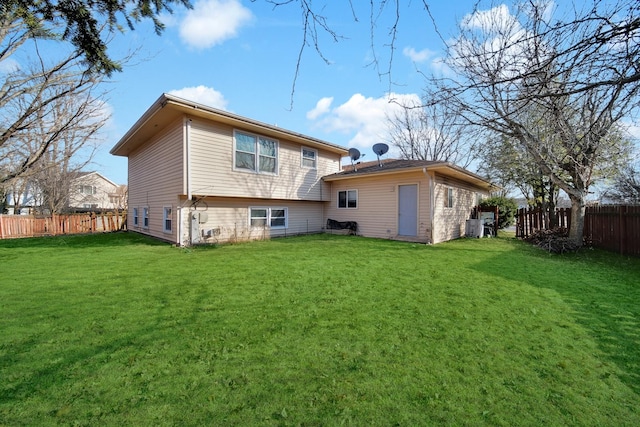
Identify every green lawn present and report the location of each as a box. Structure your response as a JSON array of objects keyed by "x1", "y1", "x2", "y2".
[{"x1": 1, "y1": 232, "x2": 639, "y2": 426}]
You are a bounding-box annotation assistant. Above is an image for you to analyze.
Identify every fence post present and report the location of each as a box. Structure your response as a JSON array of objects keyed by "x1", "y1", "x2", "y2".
[
  {"x1": 620, "y1": 205, "x2": 626, "y2": 255},
  {"x1": 517, "y1": 208, "x2": 525, "y2": 238},
  {"x1": 530, "y1": 207, "x2": 535, "y2": 236}
]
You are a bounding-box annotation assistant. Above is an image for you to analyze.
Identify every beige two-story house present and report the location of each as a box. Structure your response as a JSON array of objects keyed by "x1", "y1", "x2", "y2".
[
  {"x1": 110, "y1": 94, "x2": 348, "y2": 245},
  {"x1": 69, "y1": 172, "x2": 126, "y2": 211},
  {"x1": 111, "y1": 94, "x2": 496, "y2": 245}
]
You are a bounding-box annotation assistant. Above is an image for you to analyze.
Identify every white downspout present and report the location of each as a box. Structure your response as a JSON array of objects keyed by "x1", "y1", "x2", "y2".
[
  {"x1": 185, "y1": 117, "x2": 192, "y2": 200},
  {"x1": 178, "y1": 117, "x2": 192, "y2": 246},
  {"x1": 423, "y1": 167, "x2": 435, "y2": 244}
]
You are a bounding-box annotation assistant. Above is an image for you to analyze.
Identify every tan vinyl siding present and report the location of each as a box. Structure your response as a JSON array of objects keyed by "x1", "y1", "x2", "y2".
[
  {"x1": 128, "y1": 118, "x2": 184, "y2": 243},
  {"x1": 432, "y1": 174, "x2": 488, "y2": 243},
  {"x1": 182, "y1": 197, "x2": 325, "y2": 244},
  {"x1": 324, "y1": 171, "x2": 431, "y2": 242},
  {"x1": 188, "y1": 118, "x2": 340, "y2": 201}
]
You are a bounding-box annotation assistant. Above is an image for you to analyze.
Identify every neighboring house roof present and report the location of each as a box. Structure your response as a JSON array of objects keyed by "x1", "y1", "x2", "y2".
[
  {"x1": 110, "y1": 93, "x2": 349, "y2": 157},
  {"x1": 324, "y1": 158, "x2": 497, "y2": 191},
  {"x1": 73, "y1": 171, "x2": 119, "y2": 187}
]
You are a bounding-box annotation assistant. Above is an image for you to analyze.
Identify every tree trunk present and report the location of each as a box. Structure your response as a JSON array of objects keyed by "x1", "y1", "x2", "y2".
[{"x1": 568, "y1": 194, "x2": 586, "y2": 247}]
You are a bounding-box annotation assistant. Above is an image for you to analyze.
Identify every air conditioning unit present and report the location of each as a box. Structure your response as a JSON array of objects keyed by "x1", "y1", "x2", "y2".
[{"x1": 465, "y1": 219, "x2": 484, "y2": 238}]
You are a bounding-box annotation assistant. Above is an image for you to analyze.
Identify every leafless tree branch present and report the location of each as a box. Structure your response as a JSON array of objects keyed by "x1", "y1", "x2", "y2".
[{"x1": 428, "y1": 0, "x2": 640, "y2": 245}]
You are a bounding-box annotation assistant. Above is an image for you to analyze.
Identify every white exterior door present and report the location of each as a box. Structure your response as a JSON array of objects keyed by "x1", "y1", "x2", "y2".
[{"x1": 398, "y1": 184, "x2": 418, "y2": 236}]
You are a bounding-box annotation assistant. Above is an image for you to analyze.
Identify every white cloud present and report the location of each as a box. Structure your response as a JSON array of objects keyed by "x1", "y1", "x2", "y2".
[
  {"x1": 402, "y1": 47, "x2": 434, "y2": 63},
  {"x1": 452, "y1": 4, "x2": 537, "y2": 82},
  {"x1": 168, "y1": 85, "x2": 229, "y2": 109},
  {"x1": 159, "y1": 11, "x2": 179, "y2": 28},
  {"x1": 525, "y1": 1, "x2": 555, "y2": 23},
  {"x1": 461, "y1": 4, "x2": 516, "y2": 32},
  {"x1": 621, "y1": 119, "x2": 640, "y2": 141},
  {"x1": 179, "y1": 0, "x2": 253, "y2": 49},
  {"x1": 308, "y1": 93, "x2": 421, "y2": 150},
  {"x1": 0, "y1": 58, "x2": 20, "y2": 73},
  {"x1": 430, "y1": 56, "x2": 455, "y2": 77},
  {"x1": 306, "y1": 97, "x2": 334, "y2": 120},
  {"x1": 96, "y1": 100, "x2": 114, "y2": 122}
]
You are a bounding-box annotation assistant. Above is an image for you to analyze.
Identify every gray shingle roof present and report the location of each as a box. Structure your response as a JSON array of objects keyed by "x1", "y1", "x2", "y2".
[
  {"x1": 323, "y1": 158, "x2": 496, "y2": 190},
  {"x1": 337, "y1": 158, "x2": 446, "y2": 175}
]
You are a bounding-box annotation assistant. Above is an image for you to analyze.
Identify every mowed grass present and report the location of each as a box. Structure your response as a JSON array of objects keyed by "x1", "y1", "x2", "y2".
[{"x1": 0, "y1": 232, "x2": 639, "y2": 426}]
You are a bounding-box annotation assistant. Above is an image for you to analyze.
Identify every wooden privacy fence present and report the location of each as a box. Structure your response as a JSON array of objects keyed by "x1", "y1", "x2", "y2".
[
  {"x1": 516, "y1": 207, "x2": 571, "y2": 238},
  {"x1": 0, "y1": 212, "x2": 127, "y2": 239},
  {"x1": 584, "y1": 205, "x2": 640, "y2": 257},
  {"x1": 516, "y1": 205, "x2": 640, "y2": 257}
]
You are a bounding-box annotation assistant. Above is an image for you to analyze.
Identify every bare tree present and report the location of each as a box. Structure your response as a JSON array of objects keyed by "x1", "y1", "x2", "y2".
[
  {"x1": 0, "y1": 172, "x2": 9, "y2": 212},
  {"x1": 29, "y1": 88, "x2": 107, "y2": 214},
  {"x1": 386, "y1": 100, "x2": 476, "y2": 168},
  {"x1": 602, "y1": 163, "x2": 640, "y2": 204},
  {"x1": 112, "y1": 184, "x2": 128, "y2": 211},
  {"x1": 428, "y1": 0, "x2": 640, "y2": 246},
  {"x1": 263, "y1": 1, "x2": 639, "y2": 106},
  {"x1": 1, "y1": 10, "x2": 107, "y2": 188}
]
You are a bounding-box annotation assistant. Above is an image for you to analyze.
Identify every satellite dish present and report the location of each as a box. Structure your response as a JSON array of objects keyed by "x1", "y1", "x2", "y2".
[
  {"x1": 348, "y1": 148, "x2": 361, "y2": 171},
  {"x1": 373, "y1": 143, "x2": 389, "y2": 156},
  {"x1": 372, "y1": 143, "x2": 389, "y2": 166}
]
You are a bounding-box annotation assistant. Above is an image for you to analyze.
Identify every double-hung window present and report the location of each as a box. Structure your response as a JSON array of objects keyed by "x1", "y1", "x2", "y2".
[
  {"x1": 79, "y1": 185, "x2": 96, "y2": 195},
  {"x1": 133, "y1": 208, "x2": 139, "y2": 226},
  {"x1": 143, "y1": 207, "x2": 149, "y2": 228},
  {"x1": 234, "y1": 131, "x2": 278, "y2": 174},
  {"x1": 250, "y1": 207, "x2": 288, "y2": 229},
  {"x1": 301, "y1": 147, "x2": 317, "y2": 168},
  {"x1": 163, "y1": 207, "x2": 172, "y2": 232},
  {"x1": 446, "y1": 188, "x2": 454, "y2": 208},
  {"x1": 338, "y1": 190, "x2": 357, "y2": 209}
]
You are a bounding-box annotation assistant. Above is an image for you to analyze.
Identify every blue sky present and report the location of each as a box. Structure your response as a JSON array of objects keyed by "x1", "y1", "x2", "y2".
[{"x1": 91, "y1": 0, "x2": 488, "y2": 184}]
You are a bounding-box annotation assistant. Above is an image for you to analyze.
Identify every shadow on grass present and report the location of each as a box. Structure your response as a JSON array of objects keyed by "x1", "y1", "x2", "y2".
[
  {"x1": 475, "y1": 243, "x2": 640, "y2": 395},
  {"x1": 0, "y1": 329, "x2": 144, "y2": 406},
  {"x1": 0, "y1": 285, "x2": 189, "y2": 410},
  {"x1": 0, "y1": 231, "x2": 169, "y2": 249}
]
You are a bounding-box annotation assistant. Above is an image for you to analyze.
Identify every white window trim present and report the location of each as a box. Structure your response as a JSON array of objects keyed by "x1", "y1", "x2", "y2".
[
  {"x1": 142, "y1": 207, "x2": 149, "y2": 229},
  {"x1": 301, "y1": 146, "x2": 317, "y2": 169},
  {"x1": 133, "y1": 207, "x2": 139, "y2": 227},
  {"x1": 338, "y1": 189, "x2": 358, "y2": 209},
  {"x1": 446, "y1": 187, "x2": 454, "y2": 208},
  {"x1": 79, "y1": 185, "x2": 96, "y2": 195},
  {"x1": 233, "y1": 130, "x2": 279, "y2": 175},
  {"x1": 249, "y1": 207, "x2": 288, "y2": 230},
  {"x1": 163, "y1": 206, "x2": 172, "y2": 233}
]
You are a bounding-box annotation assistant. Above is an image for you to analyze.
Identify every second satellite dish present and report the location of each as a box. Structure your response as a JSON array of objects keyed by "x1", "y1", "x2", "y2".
[
  {"x1": 372, "y1": 143, "x2": 389, "y2": 166},
  {"x1": 348, "y1": 148, "x2": 361, "y2": 171}
]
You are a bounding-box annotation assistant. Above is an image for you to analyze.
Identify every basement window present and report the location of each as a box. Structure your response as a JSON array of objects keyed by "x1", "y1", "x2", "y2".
[
  {"x1": 338, "y1": 190, "x2": 358, "y2": 209},
  {"x1": 163, "y1": 207, "x2": 172, "y2": 233},
  {"x1": 250, "y1": 207, "x2": 288, "y2": 229}
]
